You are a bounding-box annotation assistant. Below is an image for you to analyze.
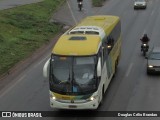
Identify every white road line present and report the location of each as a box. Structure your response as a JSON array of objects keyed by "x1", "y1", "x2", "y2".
[
  {"x1": 43, "y1": 54, "x2": 50, "y2": 61},
  {"x1": 66, "y1": 0, "x2": 77, "y2": 24},
  {"x1": 151, "y1": 10, "x2": 154, "y2": 16},
  {"x1": 82, "y1": 8, "x2": 87, "y2": 13},
  {"x1": 0, "y1": 75, "x2": 26, "y2": 98},
  {"x1": 125, "y1": 63, "x2": 133, "y2": 77},
  {"x1": 143, "y1": 30, "x2": 146, "y2": 34},
  {"x1": 33, "y1": 54, "x2": 50, "y2": 68}
]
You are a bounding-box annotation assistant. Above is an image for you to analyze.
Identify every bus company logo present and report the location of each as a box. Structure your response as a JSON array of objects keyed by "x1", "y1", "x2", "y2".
[
  {"x1": 71, "y1": 99, "x2": 74, "y2": 103},
  {"x1": 2, "y1": 112, "x2": 11, "y2": 117}
]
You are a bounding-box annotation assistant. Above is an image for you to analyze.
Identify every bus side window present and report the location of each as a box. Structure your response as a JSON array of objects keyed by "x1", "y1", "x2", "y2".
[
  {"x1": 101, "y1": 47, "x2": 104, "y2": 66},
  {"x1": 102, "y1": 41, "x2": 108, "y2": 57},
  {"x1": 102, "y1": 42, "x2": 107, "y2": 61},
  {"x1": 98, "y1": 46, "x2": 104, "y2": 67}
]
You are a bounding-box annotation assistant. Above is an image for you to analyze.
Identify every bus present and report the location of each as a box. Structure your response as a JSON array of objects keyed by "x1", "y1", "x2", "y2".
[{"x1": 43, "y1": 15, "x2": 122, "y2": 109}]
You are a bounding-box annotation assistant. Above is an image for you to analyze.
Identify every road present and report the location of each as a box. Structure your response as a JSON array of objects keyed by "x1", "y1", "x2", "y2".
[{"x1": 1, "y1": 0, "x2": 160, "y2": 120}]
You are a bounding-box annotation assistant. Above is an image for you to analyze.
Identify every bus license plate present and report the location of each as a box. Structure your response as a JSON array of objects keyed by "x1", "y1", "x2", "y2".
[{"x1": 68, "y1": 105, "x2": 77, "y2": 108}]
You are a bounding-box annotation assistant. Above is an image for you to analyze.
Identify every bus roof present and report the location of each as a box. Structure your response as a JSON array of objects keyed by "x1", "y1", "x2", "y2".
[
  {"x1": 52, "y1": 15, "x2": 120, "y2": 56},
  {"x1": 77, "y1": 15, "x2": 120, "y2": 35},
  {"x1": 53, "y1": 35, "x2": 101, "y2": 56}
]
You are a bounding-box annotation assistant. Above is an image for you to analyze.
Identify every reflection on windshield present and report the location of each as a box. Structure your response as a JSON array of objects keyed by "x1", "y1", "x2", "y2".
[
  {"x1": 50, "y1": 56, "x2": 72, "y2": 93},
  {"x1": 51, "y1": 56, "x2": 71, "y2": 82},
  {"x1": 50, "y1": 55, "x2": 97, "y2": 95},
  {"x1": 73, "y1": 57, "x2": 96, "y2": 93},
  {"x1": 149, "y1": 53, "x2": 160, "y2": 60}
]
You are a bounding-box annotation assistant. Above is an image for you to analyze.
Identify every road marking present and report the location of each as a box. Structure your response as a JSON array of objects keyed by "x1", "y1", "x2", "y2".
[
  {"x1": 33, "y1": 54, "x2": 50, "y2": 68},
  {"x1": 82, "y1": 8, "x2": 87, "y2": 14},
  {"x1": 151, "y1": 10, "x2": 154, "y2": 16},
  {"x1": 66, "y1": 0, "x2": 77, "y2": 24},
  {"x1": 125, "y1": 63, "x2": 133, "y2": 77},
  {"x1": 142, "y1": 30, "x2": 146, "y2": 35},
  {"x1": 0, "y1": 75, "x2": 26, "y2": 98}
]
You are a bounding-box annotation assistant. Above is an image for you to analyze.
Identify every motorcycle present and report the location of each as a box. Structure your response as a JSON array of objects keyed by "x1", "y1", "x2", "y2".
[
  {"x1": 78, "y1": 2, "x2": 83, "y2": 11},
  {"x1": 141, "y1": 43, "x2": 149, "y2": 56}
]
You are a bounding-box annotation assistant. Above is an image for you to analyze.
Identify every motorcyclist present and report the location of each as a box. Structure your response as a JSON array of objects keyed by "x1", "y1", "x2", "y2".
[
  {"x1": 140, "y1": 34, "x2": 149, "y2": 52},
  {"x1": 140, "y1": 34, "x2": 150, "y2": 43},
  {"x1": 77, "y1": 0, "x2": 83, "y2": 11}
]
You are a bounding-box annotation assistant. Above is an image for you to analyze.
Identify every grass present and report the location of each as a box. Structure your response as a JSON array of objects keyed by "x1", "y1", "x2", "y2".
[
  {"x1": 92, "y1": 0, "x2": 104, "y2": 7},
  {"x1": 0, "y1": 0, "x2": 65, "y2": 75}
]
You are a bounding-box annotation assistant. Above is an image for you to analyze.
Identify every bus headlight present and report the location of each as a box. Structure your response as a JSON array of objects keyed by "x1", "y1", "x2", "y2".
[
  {"x1": 90, "y1": 97, "x2": 94, "y2": 101},
  {"x1": 148, "y1": 65, "x2": 153, "y2": 68},
  {"x1": 50, "y1": 93, "x2": 56, "y2": 100},
  {"x1": 89, "y1": 95, "x2": 98, "y2": 101}
]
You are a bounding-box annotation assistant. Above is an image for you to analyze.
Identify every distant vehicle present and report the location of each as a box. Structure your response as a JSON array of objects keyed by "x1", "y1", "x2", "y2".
[
  {"x1": 147, "y1": 47, "x2": 160, "y2": 74},
  {"x1": 134, "y1": 0, "x2": 147, "y2": 9}
]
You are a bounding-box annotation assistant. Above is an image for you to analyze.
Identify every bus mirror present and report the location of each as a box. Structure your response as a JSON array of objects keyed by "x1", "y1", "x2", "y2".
[
  {"x1": 43, "y1": 59, "x2": 50, "y2": 78},
  {"x1": 97, "y1": 58, "x2": 102, "y2": 77}
]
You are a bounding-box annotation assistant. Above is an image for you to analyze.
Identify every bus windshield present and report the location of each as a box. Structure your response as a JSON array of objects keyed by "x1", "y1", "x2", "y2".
[{"x1": 50, "y1": 55, "x2": 97, "y2": 95}]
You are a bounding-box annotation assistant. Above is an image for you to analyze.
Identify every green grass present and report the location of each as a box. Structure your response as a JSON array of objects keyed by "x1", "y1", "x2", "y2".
[
  {"x1": 92, "y1": 0, "x2": 104, "y2": 7},
  {"x1": 0, "y1": 0, "x2": 65, "y2": 75}
]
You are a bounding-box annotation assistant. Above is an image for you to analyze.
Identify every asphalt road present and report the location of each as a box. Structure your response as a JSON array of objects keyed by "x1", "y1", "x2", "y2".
[{"x1": 1, "y1": 0, "x2": 160, "y2": 120}]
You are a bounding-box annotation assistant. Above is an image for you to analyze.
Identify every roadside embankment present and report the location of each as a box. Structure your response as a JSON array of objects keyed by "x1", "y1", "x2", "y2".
[{"x1": 0, "y1": 0, "x2": 65, "y2": 76}]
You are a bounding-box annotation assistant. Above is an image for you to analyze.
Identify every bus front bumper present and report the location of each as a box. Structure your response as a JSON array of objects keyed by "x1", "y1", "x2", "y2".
[{"x1": 50, "y1": 98, "x2": 99, "y2": 110}]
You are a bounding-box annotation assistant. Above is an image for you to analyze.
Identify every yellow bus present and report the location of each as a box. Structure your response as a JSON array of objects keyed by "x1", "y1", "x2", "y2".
[{"x1": 43, "y1": 15, "x2": 122, "y2": 109}]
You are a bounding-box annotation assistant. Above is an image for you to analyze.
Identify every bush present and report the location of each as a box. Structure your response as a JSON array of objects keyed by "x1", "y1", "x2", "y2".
[{"x1": 0, "y1": 34, "x2": 5, "y2": 42}]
